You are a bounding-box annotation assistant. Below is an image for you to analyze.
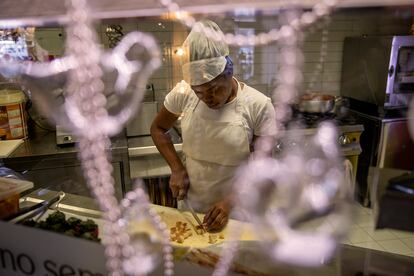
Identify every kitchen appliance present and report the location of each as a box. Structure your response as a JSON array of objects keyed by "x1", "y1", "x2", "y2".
[
  {"x1": 376, "y1": 171, "x2": 414, "y2": 232},
  {"x1": 348, "y1": 110, "x2": 414, "y2": 205},
  {"x1": 341, "y1": 35, "x2": 414, "y2": 205},
  {"x1": 126, "y1": 83, "x2": 157, "y2": 137},
  {"x1": 56, "y1": 124, "x2": 77, "y2": 146},
  {"x1": 275, "y1": 113, "x2": 364, "y2": 185},
  {"x1": 341, "y1": 35, "x2": 414, "y2": 115}
]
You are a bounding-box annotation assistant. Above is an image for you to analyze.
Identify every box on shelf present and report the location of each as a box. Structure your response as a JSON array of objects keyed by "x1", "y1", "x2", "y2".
[
  {"x1": 0, "y1": 84, "x2": 28, "y2": 140},
  {"x1": 0, "y1": 177, "x2": 33, "y2": 219}
]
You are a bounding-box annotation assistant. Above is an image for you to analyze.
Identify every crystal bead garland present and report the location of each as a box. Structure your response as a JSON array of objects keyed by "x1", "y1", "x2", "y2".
[
  {"x1": 0, "y1": 0, "x2": 170, "y2": 273},
  {"x1": 64, "y1": 0, "x2": 173, "y2": 275},
  {"x1": 159, "y1": 0, "x2": 338, "y2": 46},
  {"x1": 119, "y1": 180, "x2": 174, "y2": 276},
  {"x1": 65, "y1": 0, "x2": 126, "y2": 273},
  {"x1": 212, "y1": 10, "x2": 306, "y2": 275}
]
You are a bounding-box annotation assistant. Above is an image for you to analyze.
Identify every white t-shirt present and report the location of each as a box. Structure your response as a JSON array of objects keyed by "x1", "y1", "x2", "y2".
[{"x1": 164, "y1": 79, "x2": 276, "y2": 144}]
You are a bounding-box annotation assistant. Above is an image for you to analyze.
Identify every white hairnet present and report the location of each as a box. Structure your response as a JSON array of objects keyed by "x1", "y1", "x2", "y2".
[{"x1": 181, "y1": 20, "x2": 229, "y2": 86}]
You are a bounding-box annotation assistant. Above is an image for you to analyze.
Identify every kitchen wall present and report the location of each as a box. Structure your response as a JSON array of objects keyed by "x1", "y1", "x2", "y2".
[
  {"x1": 34, "y1": 19, "x2": 176, "y2": 104},
  {"x1": 300, "y1": 8, "x2": 411, "y2": 96},
  {"x1": 211, "y1": 8, "x2": 412, "y2": 97},
  {"x1": 33, "y1": 7, "x2": 412, "y2": 106}
]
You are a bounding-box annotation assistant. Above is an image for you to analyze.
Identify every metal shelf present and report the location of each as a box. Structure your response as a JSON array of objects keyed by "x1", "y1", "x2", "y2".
[{"x1": 0, "y1": 0, "x2": 413, "y2": 27}]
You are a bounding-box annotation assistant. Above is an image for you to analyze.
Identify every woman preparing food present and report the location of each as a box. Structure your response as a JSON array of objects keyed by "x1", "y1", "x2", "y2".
[{"x1": 151, "y1": 20, "x2": 276, "y2": 231}]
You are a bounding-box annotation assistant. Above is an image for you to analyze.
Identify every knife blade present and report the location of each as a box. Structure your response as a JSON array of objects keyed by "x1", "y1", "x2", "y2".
[{"x1": 181, "y1": 198, "x2": 207, "y2": 233}]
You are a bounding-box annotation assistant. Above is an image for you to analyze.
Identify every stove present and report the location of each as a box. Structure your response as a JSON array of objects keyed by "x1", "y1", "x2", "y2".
[
  {"x1": 275, "y1": 111, "x2": 365, "y2": 188},
  {"x1": 289, "y1": 110, "x2": 358, "y2": 128},
  {"x1": 283, "y1": 111, "x2": 363, "y2": 142}
]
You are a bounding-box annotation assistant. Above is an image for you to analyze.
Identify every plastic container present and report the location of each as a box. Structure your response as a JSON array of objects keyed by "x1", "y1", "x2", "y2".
[
  {"x1": 0, "y1": 177, "x2": 33, "y2": 219},
  {"x1": 0, "y1": 88, "x2": 28, "y2": 140}
]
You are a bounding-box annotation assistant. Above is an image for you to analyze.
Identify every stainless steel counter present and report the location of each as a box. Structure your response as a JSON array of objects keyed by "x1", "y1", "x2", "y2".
[
  {"x1": 127, "y1": 124, "x2": 364, "y2": 157},
  {"x1": 2, "y1": 130, "x2": 131, "y2": 200},
  {"x1": 127, "y1": 124, "x2": 364, "y2": 179},
  {"x1": 128, "y1": 135, "x2": 182, "y2": 157},
  {"x1": 127, "y1": 129, "x2": 183, "y2": 178},
  {"x1": 7, "y1": 130, "x2": 128, "y2": 159}
]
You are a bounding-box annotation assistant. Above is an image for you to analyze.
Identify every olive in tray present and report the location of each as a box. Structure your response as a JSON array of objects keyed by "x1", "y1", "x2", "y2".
[{"x1": 22, "y1": 211, "x2": 100, "y2": 242}]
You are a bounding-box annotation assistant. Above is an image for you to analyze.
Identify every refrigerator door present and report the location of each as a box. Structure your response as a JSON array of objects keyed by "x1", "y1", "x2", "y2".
[{"x1": 378, "y1": 119, "x2": 414, "y2": 170}]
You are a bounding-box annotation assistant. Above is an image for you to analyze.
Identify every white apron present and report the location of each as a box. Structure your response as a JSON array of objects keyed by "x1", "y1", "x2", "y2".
[{"x1": 180, "y1": 80, "x2": 251, "y2": 212}]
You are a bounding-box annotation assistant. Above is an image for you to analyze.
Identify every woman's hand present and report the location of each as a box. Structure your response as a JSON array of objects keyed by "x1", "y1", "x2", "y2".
[
  {"x1": 169, "y1": 169, "x2": 190, "y2": 200},
  {"x1": 203, "y1": 198, "x2": 232, "y2": 232}
]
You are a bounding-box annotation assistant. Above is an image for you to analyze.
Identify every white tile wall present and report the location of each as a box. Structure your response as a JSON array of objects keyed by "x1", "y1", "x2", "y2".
[{"x1": 33, "y1": 9, "x2": 412, "y2": 102}]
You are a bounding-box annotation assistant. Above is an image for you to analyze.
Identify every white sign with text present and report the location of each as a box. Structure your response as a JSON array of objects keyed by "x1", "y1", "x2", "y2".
[{"x1": 0, "y1": 221, "x2": 107, "y2": 276}]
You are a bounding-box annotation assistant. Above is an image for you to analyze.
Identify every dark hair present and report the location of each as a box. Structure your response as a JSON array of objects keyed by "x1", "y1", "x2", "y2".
[{"x1": 222, "y1": 56, "x2": 233, "y2": 77}]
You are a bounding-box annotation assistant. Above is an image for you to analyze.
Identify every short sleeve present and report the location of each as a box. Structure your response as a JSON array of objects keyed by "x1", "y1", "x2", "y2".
[
  {"x1": 254, "y1": 98, "x2": 277, "y2": 137},
  {"x1": 164, "y1": 81, "x2": 193, "y2": 115}
]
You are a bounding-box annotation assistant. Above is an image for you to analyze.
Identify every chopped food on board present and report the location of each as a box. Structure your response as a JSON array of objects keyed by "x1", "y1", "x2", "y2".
[{"x1": 170, "y1": 220, "x2": 193, "y2": 243}]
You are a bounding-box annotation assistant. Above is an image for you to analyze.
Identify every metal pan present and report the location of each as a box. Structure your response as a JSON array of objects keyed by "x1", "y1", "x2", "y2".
[
  {"x1": 298, "y1": 93, "x2": 335, "y2": 113},
  {"x1": 8, "y1": 191, "x2": 65, "y2": 223}
]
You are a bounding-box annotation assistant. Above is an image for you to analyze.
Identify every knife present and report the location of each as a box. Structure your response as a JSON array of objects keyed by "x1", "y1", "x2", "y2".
[{"x1": 181, "y1": 198, "x2": 207, "y2": 233}]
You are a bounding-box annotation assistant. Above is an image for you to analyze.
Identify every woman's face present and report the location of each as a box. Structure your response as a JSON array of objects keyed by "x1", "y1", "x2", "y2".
[{"x1": 191, "y1": 74, "x2": 233, "y2": 110}]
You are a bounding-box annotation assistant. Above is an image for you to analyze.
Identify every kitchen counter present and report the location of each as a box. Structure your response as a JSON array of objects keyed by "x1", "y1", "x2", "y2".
[
  {"x1": 6, "y1": 130, "x2": 128, "y2": 159},
  {"x1": 14, "y1": 189, "x2": 414, "y2": 276},
  {"x1": 127, "y1": 130, "x2": 183, "y2": 178},
  {"x1": 2, "y1": 130, "x2": 131, "y2": 199},
  {"x1": 128, "y1": 135, "x2": 182, "y2": 157},
  {"x1": 127, "y1": 124, "x2": 364, "y2": 157},
  {"x1": 127, "y1": 123, "x2": 364, "y2": 179}
]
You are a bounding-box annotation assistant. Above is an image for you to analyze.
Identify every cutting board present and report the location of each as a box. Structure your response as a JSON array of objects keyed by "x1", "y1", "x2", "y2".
[
  {"x1": 128, "y1": 205, "x2": 258, "y2": 249},
  {"x1": 0, "y1": 139, "x2": 23, "y2": 158}
]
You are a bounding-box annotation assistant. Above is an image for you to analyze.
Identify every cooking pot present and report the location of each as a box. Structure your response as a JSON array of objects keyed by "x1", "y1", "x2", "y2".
[{"x1": 298, "y1": 93, "x2": 335, "y2": 113}]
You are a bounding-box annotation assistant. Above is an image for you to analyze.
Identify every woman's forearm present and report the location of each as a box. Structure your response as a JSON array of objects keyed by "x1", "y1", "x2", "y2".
[{"x1": 150, "y1": 124, "x2": 185, "y2": 172}]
